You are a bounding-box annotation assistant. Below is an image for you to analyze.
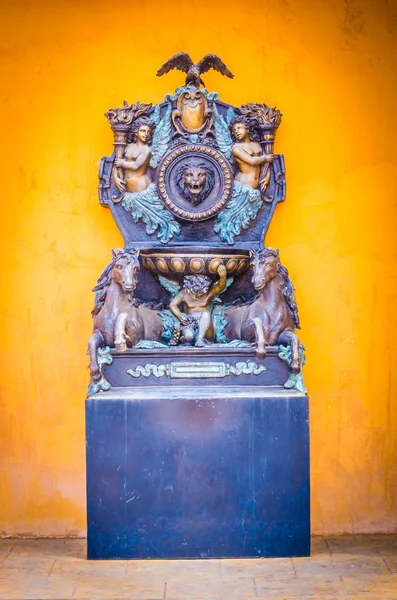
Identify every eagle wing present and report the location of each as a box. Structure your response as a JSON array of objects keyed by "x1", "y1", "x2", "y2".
[
  {"x1": 197, "y1": 54, "x2": 234, "y2": 78},
  {"x1": 149, "y1": 102, "x2": 173, "y2": 168},
  {"x1": 156, "y1": 52, "x2": 194, "y2": 76}
]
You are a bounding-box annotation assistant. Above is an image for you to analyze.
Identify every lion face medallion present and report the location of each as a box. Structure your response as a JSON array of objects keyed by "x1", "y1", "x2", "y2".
[
  {"x1": 176, "y1": 162, "x2": 215, "y2": 206},
  {"x1": 157, "y1": 144, "x2": 233, "y2": 221}
]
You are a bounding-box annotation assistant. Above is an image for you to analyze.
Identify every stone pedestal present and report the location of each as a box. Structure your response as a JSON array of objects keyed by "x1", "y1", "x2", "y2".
[{"x1": 86, "y1": 385, "x2": 310, "y2": 559}]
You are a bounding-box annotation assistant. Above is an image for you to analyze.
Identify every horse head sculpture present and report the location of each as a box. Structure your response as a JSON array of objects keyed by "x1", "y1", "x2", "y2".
[
  {"x1": 92, "y1": 248, "x2": 140, "y2": 317},
  {"x1": 250, "y1": 248, "x2": 280, "y2": 291},
  {"x1": 250, "y1": 248, "x2": 300, "y2": 330},
  {"x1": 110, "y1": 248, "x2": 140, "y2": 292}
]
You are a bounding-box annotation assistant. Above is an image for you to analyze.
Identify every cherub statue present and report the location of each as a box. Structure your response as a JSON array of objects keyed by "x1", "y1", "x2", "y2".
[
  {"x1": 111, "y1": 103, "x2": 180, "y2": 244},
  {"x1": 213, "y1": 114, "x2": 274, "y2": 245},
  {"x1": 113, "y1": 116, "x2": 155, "y2": 193},
  {"x1": 230, "y1": 116, "x2": 273, "y2": 189},
  {"x1": 169, "y1": 265, "x2": 227, "y2": 347}
]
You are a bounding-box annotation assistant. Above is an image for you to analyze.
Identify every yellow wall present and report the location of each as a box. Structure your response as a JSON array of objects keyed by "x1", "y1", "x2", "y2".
[{"x1": 1, "y1": 0, "x2": 396, "y2": 536}]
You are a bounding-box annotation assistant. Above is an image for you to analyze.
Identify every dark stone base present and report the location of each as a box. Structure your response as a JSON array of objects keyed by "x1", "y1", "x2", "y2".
[{"x1": 86, "y1": 386, "x2": 310, "y2": 559}]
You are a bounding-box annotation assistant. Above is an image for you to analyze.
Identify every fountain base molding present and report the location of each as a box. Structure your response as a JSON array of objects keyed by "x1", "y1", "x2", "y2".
[{"x1": 86, "y1": 385, "x2": 310, "y2": 559}]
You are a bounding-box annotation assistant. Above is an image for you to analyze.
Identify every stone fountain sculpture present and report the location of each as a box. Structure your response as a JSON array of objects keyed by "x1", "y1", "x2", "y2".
[{"x1": 86, "y1": 53, "x2": 310, "y2": 560}]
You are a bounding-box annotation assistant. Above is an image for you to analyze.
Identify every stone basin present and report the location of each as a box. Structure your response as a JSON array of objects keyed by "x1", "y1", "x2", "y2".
[{"x1": 140, "y1": 246, "x2": 250, "y2": 280}]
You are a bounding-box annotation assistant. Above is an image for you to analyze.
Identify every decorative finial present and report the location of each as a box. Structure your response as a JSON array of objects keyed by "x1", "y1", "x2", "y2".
[{"x1": 156, "y1": 52, "x2": 234, "y2": 88}]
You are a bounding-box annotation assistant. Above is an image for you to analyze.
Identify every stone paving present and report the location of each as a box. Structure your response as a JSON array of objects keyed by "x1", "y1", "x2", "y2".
[{"x1": 0, "y1": 536, "x2": 397, "y2": 599}]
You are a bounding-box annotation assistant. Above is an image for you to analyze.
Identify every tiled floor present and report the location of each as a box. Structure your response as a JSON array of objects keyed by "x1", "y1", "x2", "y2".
[{"x1": 1, "y1": 536, "x2": 397, "y2": 599}]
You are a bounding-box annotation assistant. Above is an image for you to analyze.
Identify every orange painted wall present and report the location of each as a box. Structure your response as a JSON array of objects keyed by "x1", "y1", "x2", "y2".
[{"x1": 1, "y1": 0, "x2": 396, "y2": 536}]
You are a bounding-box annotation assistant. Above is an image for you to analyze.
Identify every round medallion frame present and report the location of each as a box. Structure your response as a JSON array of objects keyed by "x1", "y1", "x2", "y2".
[{"x1": 157, "y1": 144, "x2": 233, "y2": 221}]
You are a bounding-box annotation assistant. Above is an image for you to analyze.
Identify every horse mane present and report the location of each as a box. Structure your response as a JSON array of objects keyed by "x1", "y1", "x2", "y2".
[
  {"x1": 91, "y1": 262, "x2": 113, "y2": 317},
  {"x1": 256, "y1": 248, "x2": 301, "y2": 329},
  {"x1": 91, "y1": 249, "x2": 139, "y2": 317},
  {"x1": 278, "y1": 264, "x2": 300, "y2": 329}
]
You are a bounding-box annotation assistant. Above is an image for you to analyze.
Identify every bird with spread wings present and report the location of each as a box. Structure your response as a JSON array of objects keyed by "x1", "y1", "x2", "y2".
[{"x1": 156, "y1": 52, "x2": 234, "y2": 88}]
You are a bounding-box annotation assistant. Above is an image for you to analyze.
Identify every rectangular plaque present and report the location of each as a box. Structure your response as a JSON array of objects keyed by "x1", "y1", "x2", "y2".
[{"x1": 169, "y1": 361, "x2": 227, "y2": 378}]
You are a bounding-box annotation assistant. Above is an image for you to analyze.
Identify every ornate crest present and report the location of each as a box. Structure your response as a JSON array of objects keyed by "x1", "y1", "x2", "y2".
[{"x1": 172, "y1": 88, "x2": 213, "y2": 135}]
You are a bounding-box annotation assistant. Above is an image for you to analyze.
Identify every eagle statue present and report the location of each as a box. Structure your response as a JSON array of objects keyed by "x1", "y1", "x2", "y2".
[{"x1": 156, "y1": 52, "x2": 234, "y2": 88}]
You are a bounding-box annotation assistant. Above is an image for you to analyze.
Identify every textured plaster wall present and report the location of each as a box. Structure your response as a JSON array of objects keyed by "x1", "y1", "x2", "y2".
[{"x1": 0, "y1": 0, "x2": 396, "y2": 536}]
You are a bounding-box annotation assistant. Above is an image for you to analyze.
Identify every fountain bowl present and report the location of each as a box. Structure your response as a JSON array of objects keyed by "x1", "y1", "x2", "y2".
[{"x1": 141, "y1": 247, "x2": 250, "y2": 281}]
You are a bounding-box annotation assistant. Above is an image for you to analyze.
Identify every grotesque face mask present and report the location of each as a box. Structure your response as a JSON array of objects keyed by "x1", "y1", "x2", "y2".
[{"x1": 176, "y1": 162, "x2": 216, "y2": 205}]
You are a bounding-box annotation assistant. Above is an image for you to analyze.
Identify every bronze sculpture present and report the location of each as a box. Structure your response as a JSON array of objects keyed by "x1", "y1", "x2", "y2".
[
  {"x1": 86, "y1": 53, "x2": 310, "y2": 562},
  {"x1": 93, "y1": 52, "x2": 305, "y2": 393}
]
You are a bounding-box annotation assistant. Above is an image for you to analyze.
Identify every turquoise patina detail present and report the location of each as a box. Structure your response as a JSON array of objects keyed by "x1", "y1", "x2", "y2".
[
  {"x1": 212, "y1": 304, "x2": 228, "y2": 343},
  {"x1": 127, "y1": 364, "x2": 167, "y2": 378},
  {"x1": 149, "y1": 102, "x2": 173, "y2": 168},
  {"x1": 217, "y1": 339, "x2": 251, "y2": 348},
  {"x1": 278, "y1": 344, "x2": 307, "y2": 394},
  {"x1": 214, "y1": 181, "x2": 263, "y2": 245},
  {"x1": 229, "y1": 361, "x2": 265, "y2": 375},
  {"x1": 160, "y1": 309, "x2": 179, "y2": 343},
  {"x1": 133, "y1": 340, "x2": 168, "y2": 349},
  {"x1": 122, "y1": 183, "x2": 180, "y2": 244},
  {"x1": 172, "y1": 86, "x2": 218, "y2": 100},
  {"x1": 87, "y1": 346, "x2": 112, "y2": 395},
  {"x1": 213, "y1": 103, "x2": 234, "y2": 162},
  {"x1": 126, "y1": 359, "x2": 264, "y2": 379},
  {"x1": 158, "y1": 276, "x2": 180, "y2": 297},
  {"x1": 212, "y1": 304, "x2": 251, "y2": 347}
]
